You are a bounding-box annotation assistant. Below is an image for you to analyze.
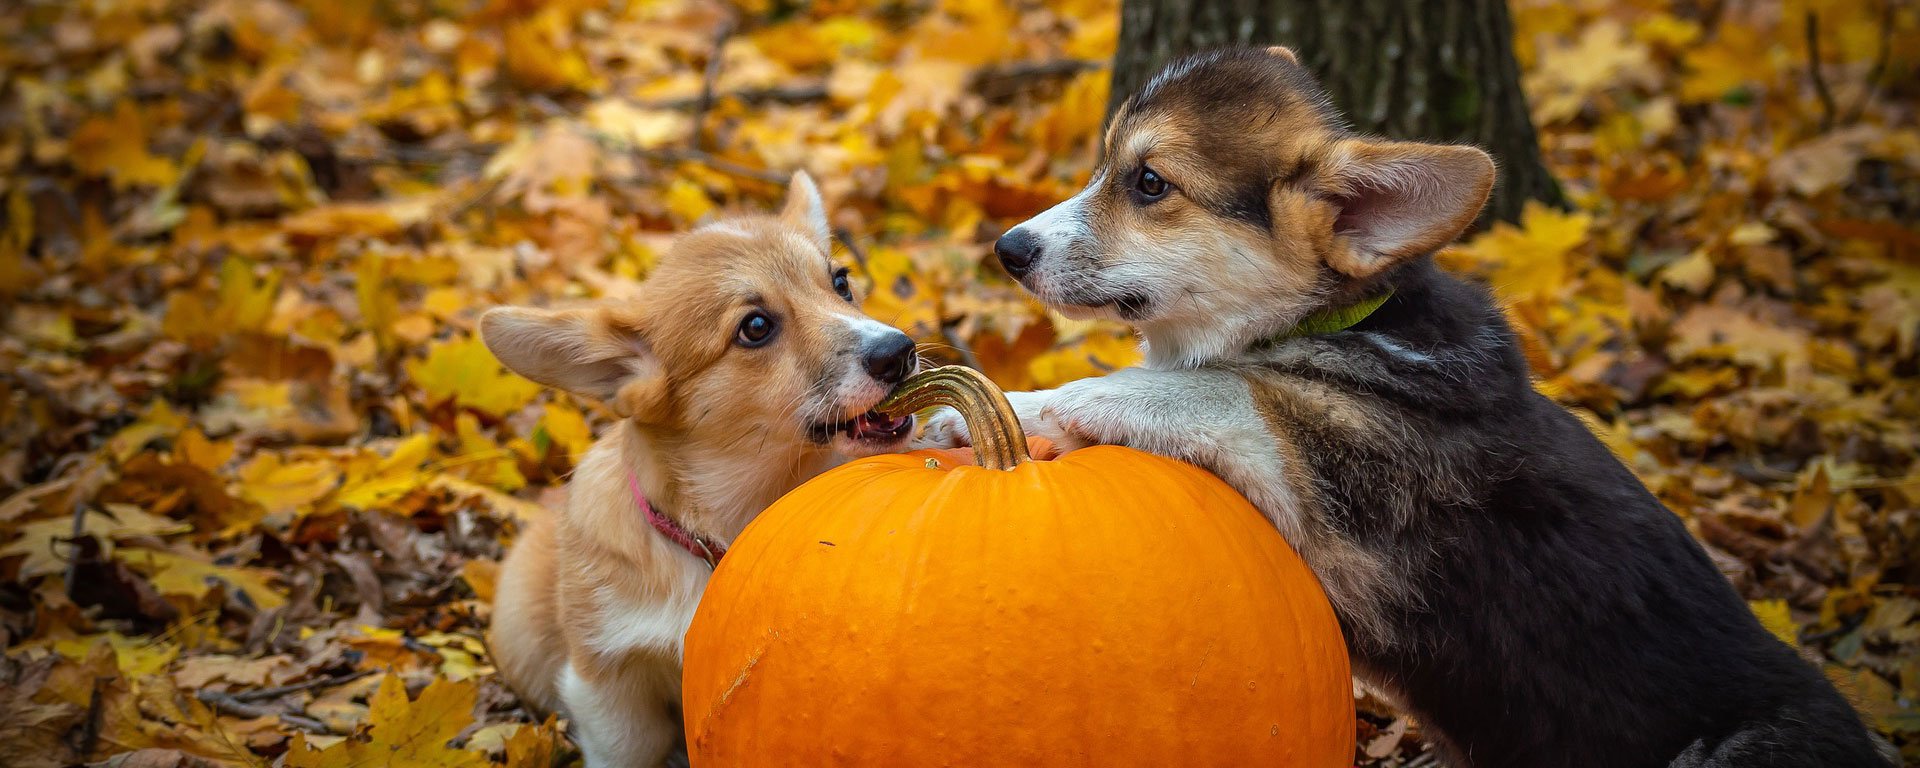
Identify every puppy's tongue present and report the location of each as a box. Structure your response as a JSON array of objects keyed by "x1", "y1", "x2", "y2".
[{"x1": 850, "y1": 410, "x2": 912, "y2": 441}]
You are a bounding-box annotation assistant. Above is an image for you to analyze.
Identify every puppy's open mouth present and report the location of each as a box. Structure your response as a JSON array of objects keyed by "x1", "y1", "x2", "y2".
[
  {"x1": 1064, "y1": 290, "x2": 1153, "y2": 320},
  {"x1": 1111, "y1": 292, "x2": 1152, "y2": 319},
  {"x1": 809, "y1": 409, "x2": 914, "y2": 443}
]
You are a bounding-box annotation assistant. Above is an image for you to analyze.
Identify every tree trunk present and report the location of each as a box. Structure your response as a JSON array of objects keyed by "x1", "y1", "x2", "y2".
[{"x1": 1108, "y1": 0, "x2": 1564, "y2": 225}]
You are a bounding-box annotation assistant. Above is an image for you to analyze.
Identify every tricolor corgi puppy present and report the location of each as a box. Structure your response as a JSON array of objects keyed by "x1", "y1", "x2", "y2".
[
  {"x1": 484, "y1": 172, "x2": 918, "y2": 768},
  {"x1": 923, "y1": 48, "x2": 1890, "y2": 767}
]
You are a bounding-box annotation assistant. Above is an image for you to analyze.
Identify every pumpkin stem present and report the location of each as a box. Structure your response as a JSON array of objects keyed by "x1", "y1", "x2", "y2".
[{"x1": 876, "y1": 366, "x2": 1030, "y2": 470}]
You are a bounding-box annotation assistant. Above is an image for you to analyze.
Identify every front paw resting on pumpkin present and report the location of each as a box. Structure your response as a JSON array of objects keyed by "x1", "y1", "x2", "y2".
[
  {"x1": 912, "y1": 407, "x2": 972, "y2": 449},
  {"x1": 1032, "y1": 377, "x2": 1138, "y2": 453},
  {"x1": 1033, "y1": 368, "x2": 1252, "y2": 464},
  {"x1": 912, "y1": 389, "x2": 1052, "y2": 450}
]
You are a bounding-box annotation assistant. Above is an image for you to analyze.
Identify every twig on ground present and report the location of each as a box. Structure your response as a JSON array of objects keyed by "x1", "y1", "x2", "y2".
[
  {"x1": 223, "y1": 668, "x2": 377, "y2": 703},
  {"x1": 197, "y1": 690, "x2": 334, "y2": 734},
  {"x1": 635, "y1": 83, "x2": 830, "y2": 111},
  {"x1": 1805, "y1": 11, "x2": 1838, "y2": 131},
  {"x1": 834, "y1": 228, "x2": 869, "y2": 272},
  {"x1": 633, "y1": 58, "x2": 1097, "y2": 112},
  {"x1": 64, "y1": 503, "x2": 87, "y2": 603},
  {"x1": 74, "y1": 676, "x2": 106, "y2": 756},
  {"x1": 970, "y1": 58, "x2": 1103, "y2": 101},
  {"x1": 1843, "y1": 0, "x2": 1895, "y2": 123},
  {"x1": 644, "y1": 147, "x2": 789, "y2": 185},
  {"x1": 691, "y1": 20, "x2": 736, "y2": 152}
]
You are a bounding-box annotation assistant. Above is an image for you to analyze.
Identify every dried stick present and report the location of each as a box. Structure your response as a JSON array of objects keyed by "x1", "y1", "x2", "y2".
[
  {"x1": 691, "y1": 20, "x2": 736, "y2": 151},
  {"x1": 196, "y1": 690, "x2": 333, "y2": 734},
  {"x1": 1843, "y1": 0, "x2": 1896, "y2": 123},
  {"x1": 222, "y1": 668, "x2": 376, "y2": 703},
  {"x1": 1805, "y1": 11, "x2": 1838, "y2": 131}
]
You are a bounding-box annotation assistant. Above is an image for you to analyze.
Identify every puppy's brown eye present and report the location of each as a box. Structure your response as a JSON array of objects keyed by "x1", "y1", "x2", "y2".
[
  {"x1": 1137, "y1": 168, "x2": 1168, "y2": 198},
  {"x1": 832, "y1": 269, "x2": 853, "y2": 303},
  {"x1": 736, "y1": 311, "x2": 777, "y2": 347}
]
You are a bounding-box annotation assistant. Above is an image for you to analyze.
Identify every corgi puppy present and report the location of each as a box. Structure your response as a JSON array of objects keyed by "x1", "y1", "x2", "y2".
[
  {"x1": 483, "y1": 172, "x2": 918, "y2": 768},
  {"x1": 924, "y1": 48, "x2": 1890, "y2": 767}
]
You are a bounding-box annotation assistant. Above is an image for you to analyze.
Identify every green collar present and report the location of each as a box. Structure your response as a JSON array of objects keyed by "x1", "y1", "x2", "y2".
[{"x1": 1272, "y1": 289, "x2": 1393, "y2": 341}]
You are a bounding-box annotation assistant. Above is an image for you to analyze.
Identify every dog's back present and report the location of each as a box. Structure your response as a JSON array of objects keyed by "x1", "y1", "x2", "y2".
[{"x1": 1242, "y1": 260, "x2": 1887, "y2": 766}]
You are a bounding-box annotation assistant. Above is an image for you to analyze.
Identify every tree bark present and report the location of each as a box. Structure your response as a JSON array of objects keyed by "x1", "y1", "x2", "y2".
[{"x1": 1108, "y1": 0, "x2": 1564, "y2": 225}]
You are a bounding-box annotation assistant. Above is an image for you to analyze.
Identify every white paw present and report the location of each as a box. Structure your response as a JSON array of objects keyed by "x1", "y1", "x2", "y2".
[
  {"x1": 1033, "y1": 379, "x2": 1130, "y2": 454},
  {"x1": 911, "y1": 407, "x2": 971, "y2": 449}
]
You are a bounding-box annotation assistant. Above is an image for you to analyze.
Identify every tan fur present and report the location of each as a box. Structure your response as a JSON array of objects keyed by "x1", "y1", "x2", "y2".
[
  {"x1": 490, "y1": 513, "x2": 563, "y2": 711},
  {"x1": 485, "y1": 173, "x2": 914, "y2": 768}
]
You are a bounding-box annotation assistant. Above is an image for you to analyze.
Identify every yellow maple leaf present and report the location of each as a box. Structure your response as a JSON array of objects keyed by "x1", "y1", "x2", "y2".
[
  {"x1": 286, "y1": 674, "x2": 480, "y2": 768},
  {"x1": 121, "y1": 548, "x2": 287, "y2": 610},
  {"x1": 460, "y1": 559, "x2": 498, "y2": 603},
  {"x1": 664, "y1": 177, "x2": 716, "y2": 225},
  {"x1": 447, "y1": 413, "x2": 527, "y2": 492},
  {"x1": 1749, "y1": 599, "x2": 1798, "y2": 647},
  {"x1": 585, "y1": 99, "x2": 691, "y2": 149},
  {"x1": 104, "y1": 400, "x2": 189, "y2": 463},
  {"x1": 1524, "y1": 20, "x2": 1657, "y2": 124},
  {"x1": 1668, "y1": 304, "x2": 1812, "y2": 373},
  {"x1": 236, "y1": 452, "x2": 342, "y2": 515},
  {"x1": 1455, "y1": 201, "x2": 1593, "y2": 305},
  {"x1": 49, "y1": 633, "x2": 178, "y2": 677},
  {"x1": 431, "y1": 475, "x2": 552, "y2": 525},
  {"x1": 173, "y1": 428, "x2": 236, "y2": 471},
  {"x1": 334, "y1": 434, "x2": 439, "y2": 511},
  {"x1": 0, "y1": 187, "x2": 41, "y2": 295},
  {"x1": 1027, "y1": 329, "x2": 1142, "y2": 389},
  {"x1": 537, "y1": 397, "x2": 595, "y2": 461},
  {"x1": 68, "y1": 101, "x2": 180, "y2": 190},
  {"x1": 1679, "y1": 23, "x2": 1778, "y2": 104},
  {"x1": 503, "y1": 715, "x2": 565, "y2": 768},
  {"x1": 416, "y1": 631, "x2": 490, "y2": 681},
  {"x1": 162, "y1": 257, "x2": 281, "y2": 343},
  {"x1": 859, "y1": 245, "x2": 941, "y2": 337},
  {"x1": 1656, "y1": 249, "x2": 1716, "y2": 295},
  {"x1": 410, "y1": 334, "x2": 542, "y2": 417},
  {"x1": 0, "y1": 504, "x2": 189, "y2": 577}
]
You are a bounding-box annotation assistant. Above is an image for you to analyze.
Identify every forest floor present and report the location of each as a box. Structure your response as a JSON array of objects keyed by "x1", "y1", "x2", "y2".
[{"x1": 1, "y1": 0, "x2": 1916, "y2": 765}]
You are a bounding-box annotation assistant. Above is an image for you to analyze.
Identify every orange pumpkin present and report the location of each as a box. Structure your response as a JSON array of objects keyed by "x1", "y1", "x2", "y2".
[{"x1": 682, "y1": 367, "x2": 1352, "y2": 766}]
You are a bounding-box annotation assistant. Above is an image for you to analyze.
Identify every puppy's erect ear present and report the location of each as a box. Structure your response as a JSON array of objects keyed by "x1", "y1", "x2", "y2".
[
  {"x1": 780, "y1": 170, "x2": 831, "y2": 254},
  {"x1": 480, "y1": 306, "x2": 667, "y2": 420},
  {"x1": 1323, "y1": 138, "x2": 1495, "y2": 280},
  {"x1": 1265, "y1": 45, "x2": 1300, "y2": 65}
]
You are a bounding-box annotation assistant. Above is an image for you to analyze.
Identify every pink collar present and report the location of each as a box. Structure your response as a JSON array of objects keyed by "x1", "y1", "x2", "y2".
[{"x1": 627, "y1": 472, "x2": 725, "y2": 569}]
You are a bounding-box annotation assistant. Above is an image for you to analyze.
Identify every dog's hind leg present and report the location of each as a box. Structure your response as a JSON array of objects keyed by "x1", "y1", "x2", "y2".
[{"x1": 1666, "y1": 702, "x2": 1893, "y2": 768}]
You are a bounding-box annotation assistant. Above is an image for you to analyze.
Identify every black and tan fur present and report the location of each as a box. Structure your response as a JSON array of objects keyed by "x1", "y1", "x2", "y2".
[{"x1": 922, "y1": 48, "x2": 1890, "y2": 767}]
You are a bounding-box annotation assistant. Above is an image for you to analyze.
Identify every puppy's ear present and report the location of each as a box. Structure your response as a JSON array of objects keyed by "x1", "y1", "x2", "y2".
[
  {"x1": 780, "y1": 170, "x2": 831, "y2": 254},
  {"x1": 480, "y1": 306, "x2": 667, "y2": 420},
  {"x1": 1264, "y1": 45, "x2": 1299, "y2": 65},
  {"x1": 1322, "y1": 138, "x2": 1495, "y2": 279}
]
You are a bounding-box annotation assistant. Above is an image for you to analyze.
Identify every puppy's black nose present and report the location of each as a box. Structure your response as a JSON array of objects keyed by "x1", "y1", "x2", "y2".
[
  {"x1": 995, "y1": 228, "x2": 1040, "y2": 278},
  {"x1": 862, "y1": 331, "x2": 916, "y2": 385}
]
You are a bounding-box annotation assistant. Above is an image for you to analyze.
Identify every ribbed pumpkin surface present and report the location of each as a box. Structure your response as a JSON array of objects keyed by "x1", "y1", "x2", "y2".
[{"x1": 682, "y1": 441, "x2": 1353, "y2": 767}]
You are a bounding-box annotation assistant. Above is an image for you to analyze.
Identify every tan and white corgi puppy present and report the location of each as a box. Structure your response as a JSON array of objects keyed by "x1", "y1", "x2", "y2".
[
  {"x1": 483, "y1": 172, "x2": 917, "y2": 768},
  {"x1": 923, "y1": 48, "x2": 1890, "y2": 768}
]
